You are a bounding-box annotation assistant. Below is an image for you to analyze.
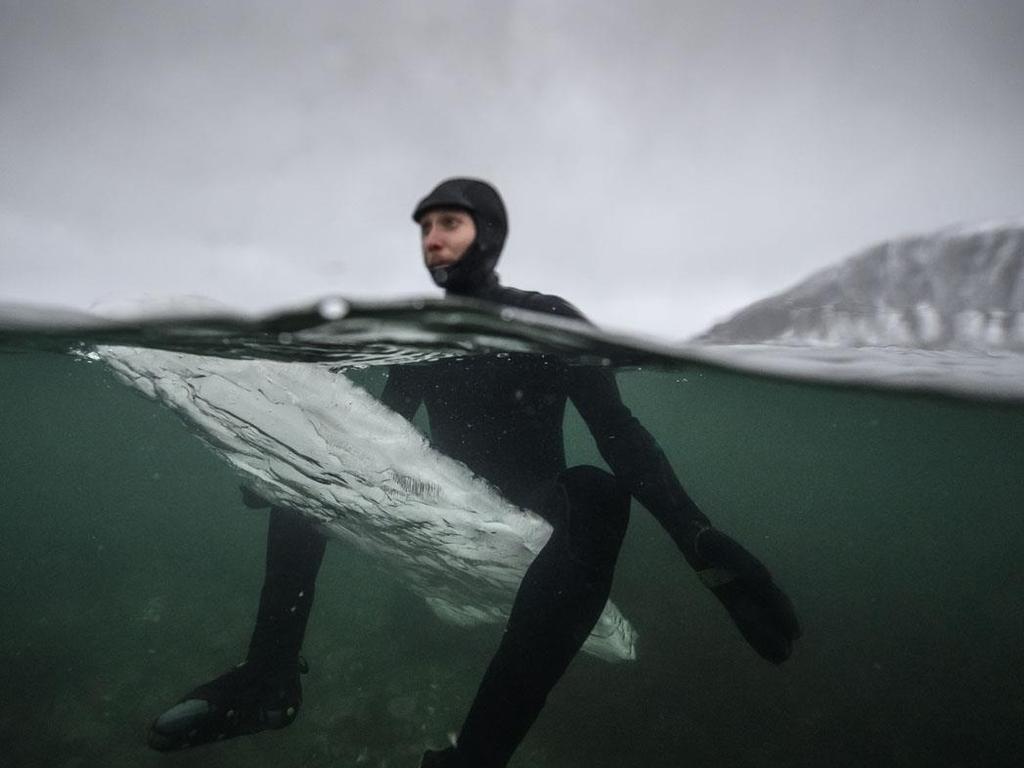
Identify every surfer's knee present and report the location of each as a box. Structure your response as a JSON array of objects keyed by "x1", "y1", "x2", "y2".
[
  {"x1": 560, "y1": 465, "x2": 630, "y2": 519},
  {"x1": 558, "y1": 465, "x2": 630, "y2": 559}
]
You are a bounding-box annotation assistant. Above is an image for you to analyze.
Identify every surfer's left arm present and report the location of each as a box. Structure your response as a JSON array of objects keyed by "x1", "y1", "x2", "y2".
[
  {"x1": 522, "y1": 294, "x2": 708, "y2": 544},
  {"x1": 567, "y1": 354, "x2": 802, "y2": 664}
]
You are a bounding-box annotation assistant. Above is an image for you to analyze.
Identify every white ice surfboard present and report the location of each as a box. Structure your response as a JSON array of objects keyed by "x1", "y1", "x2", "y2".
[{"x1": 97, "y1": 346, "x2": 637, "y2": 662}]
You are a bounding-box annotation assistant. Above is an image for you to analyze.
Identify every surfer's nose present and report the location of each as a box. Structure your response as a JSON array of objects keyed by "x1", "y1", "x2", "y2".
[{"x1": 424, "y1": 231, "x2": 445, "y2": 251}]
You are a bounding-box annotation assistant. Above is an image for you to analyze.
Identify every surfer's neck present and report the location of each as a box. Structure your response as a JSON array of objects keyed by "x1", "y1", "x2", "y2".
[{"x1": 445, "y1": 271, "x2": 501, "y2": 298}]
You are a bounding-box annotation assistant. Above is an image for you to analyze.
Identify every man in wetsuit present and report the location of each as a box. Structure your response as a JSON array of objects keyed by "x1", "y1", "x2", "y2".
[{"x1": 149, "y1": 178, "x2": 800, "y2": 767}]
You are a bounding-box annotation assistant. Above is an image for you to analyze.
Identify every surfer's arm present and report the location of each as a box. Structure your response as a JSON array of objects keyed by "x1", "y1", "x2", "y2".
[
  {"x1": 519, "y1": 292, "x2": 710, "y2": 539},
  {"x1": 567, "y1": 366, "x2": 710, "y2": 545},
  {"x1": 379, "y1": 364, "x2": 424, "y2": 421},
  {"x1": 569, "y1": 366, "x2": 801, "y2": 663}
]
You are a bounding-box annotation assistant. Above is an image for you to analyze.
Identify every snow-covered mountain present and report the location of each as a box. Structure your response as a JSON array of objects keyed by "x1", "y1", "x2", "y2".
[{"x1": 698, "y1": 221, "x2": 1024, "y2": 351}]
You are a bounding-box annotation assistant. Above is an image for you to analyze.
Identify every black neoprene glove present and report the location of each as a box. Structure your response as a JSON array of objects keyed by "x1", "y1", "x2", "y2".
[{"x1": 683, "y1": 523, "x2": 801, "y2": 664}]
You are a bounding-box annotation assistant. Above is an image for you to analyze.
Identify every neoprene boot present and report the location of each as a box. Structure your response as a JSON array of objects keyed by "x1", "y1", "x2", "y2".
[{"x1": 148, "y1": 506, "x2": 327, "y2": 751}]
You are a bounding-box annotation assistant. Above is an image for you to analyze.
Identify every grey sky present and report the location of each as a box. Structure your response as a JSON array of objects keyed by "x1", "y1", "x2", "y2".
[{"x1": 2, "y1": 0, "x2": 1023, "y2": 339}]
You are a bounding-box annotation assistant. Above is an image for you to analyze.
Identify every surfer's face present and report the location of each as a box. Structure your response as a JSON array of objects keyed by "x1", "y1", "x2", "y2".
[{"x1": 419, "y1": 209, "x2": 476, "y2": 270}]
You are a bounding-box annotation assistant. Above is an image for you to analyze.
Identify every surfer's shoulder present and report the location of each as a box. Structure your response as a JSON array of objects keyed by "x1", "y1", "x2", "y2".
[{"x1": 489, "y1": 287, "x2": 591, "y2": 324}]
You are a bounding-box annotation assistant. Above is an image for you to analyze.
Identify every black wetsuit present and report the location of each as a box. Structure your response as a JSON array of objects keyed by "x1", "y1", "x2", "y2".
[{"x1": 149, "y1": 178, "x2": 799, "y2": 767}]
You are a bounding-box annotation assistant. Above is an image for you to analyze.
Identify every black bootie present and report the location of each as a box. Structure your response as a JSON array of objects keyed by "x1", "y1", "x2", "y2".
[{"x1": 148, "y1": 507, "x2": 327, "y2": 751}]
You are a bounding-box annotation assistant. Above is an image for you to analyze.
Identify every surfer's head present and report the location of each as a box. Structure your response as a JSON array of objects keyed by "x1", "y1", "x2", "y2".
[{"x1": 412, "y1": 178, "x2": 507, "y2": 294}]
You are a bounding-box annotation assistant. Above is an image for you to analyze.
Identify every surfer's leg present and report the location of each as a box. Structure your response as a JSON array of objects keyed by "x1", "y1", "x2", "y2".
[
  {"x1": 432, "y1": 465, "x2": 630, "y2": 768},
  {"x1": 148, "y1": 506, "x2": 327, "y2": 751},
  {"x1": 246, "y1": 505, "x2": 328, "y2": 664}
]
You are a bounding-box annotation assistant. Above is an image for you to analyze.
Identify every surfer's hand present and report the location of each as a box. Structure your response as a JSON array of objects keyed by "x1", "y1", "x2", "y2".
[
  {"x1": 688, "y1": 525, "x2": 801, "y2": 664},
  {"x1": 239, "y1": 484, "x2": 271, "y2": 509}
]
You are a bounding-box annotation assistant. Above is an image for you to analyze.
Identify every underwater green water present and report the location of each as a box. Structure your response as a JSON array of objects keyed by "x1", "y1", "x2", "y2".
[{"x1": 1, "y1": 350, "x2": 1022, "y2": 768}]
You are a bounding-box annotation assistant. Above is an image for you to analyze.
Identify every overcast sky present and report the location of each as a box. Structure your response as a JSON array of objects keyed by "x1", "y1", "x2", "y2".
[{"x1": 2, "y1": 0, "x2": 1023, "y2": 339}]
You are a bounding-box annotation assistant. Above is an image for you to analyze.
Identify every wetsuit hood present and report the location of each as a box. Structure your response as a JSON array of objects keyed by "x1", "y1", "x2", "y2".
[{"x1": 413, "y1": 178, "x2": 507, "y2": 295}]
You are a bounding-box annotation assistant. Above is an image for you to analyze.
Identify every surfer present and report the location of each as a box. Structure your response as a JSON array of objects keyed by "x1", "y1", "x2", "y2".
[{"x1": 148, "y1": 178, "x2": 801, "y2": 766}]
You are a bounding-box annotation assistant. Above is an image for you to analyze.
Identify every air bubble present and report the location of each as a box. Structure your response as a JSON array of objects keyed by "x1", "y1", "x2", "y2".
[{"x1": 318, "y1": 297, "x2": 349, "y2": 320}]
